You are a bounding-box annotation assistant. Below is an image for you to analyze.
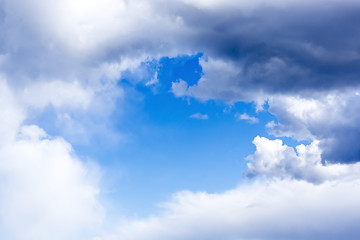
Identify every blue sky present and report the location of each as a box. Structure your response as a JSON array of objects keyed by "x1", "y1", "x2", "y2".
[
  {"x1": 76, "y1": 54, "x2": 277, "y2": 216},
  {"x1": 1, "y1": 0, "x2": 360, "y2": 239}
]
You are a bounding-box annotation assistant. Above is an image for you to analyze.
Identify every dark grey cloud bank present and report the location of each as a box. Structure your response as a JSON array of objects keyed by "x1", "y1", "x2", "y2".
[{"x1": 176, "y1": 2, "x2": 360, "y2": 94}]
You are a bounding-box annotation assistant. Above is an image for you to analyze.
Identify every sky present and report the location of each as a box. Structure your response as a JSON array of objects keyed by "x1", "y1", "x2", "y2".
[{"x1": 1, "y1": 0, "x2": 360, "y2": 239}]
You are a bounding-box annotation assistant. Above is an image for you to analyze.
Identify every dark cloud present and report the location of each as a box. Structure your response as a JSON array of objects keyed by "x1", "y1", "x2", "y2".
[
  {"x1": 2, "y1": 0, "x2": 360, "y2": 93},
  {"x1": 175, "y1": 3, "x2": 360, "y2": 94},
  {"x1": 267, "y1": 91, "x2": 360, "y2": 163}
]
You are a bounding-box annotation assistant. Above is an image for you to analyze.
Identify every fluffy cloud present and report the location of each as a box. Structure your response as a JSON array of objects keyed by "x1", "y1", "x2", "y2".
[
  {"x1": 104, "y1": 178, "x2": 360, "y2": 240},
  {"x1": 267, "y1": 90, "x2": 360, "y2": 163},
  {"x1": 97, "y1": 133, "x2": 360, "y2": 240},
  {"x1": 1, "y1": 0, "x2": 360, "y2": 239},
  {"x1": 0, "y1": 125, "x2": 104, "y2": 240},
  {"x1": 246, "y1": 136, "x2": 360, "y2": 183},
  {"x1": 0, "y1": 78, "x2": 104, "y2": 240}
]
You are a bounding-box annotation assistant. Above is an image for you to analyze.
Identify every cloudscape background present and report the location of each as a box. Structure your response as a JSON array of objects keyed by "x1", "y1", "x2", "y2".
[{"x1": 1, "y1": 0, "x2": 360, "y2": 239}]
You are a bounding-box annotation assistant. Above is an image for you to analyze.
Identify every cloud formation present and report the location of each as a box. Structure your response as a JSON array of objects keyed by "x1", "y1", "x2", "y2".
[
  {"x1": 0, "y1": 78, "x2": 104, "y2": 240},
  {"x1": 0, "y1": 125, "x2": 104, "y2": 240},
  {"x1": 236, "y1": 113, "x2": 259, "y2": 124},
  {"x1": 246, "y1": 136, "x2": 360, "y2": 183},
  {"x1": 106, "y1": 178, "x2": 360, "y2": 240},
  {"x1": 267, "y1": 90, "x2": 360, "y2": 163},
  {"x1": 1, "y1": 0, "x2": 360, "y2": 239},
  {"x1": 189, "y1": 113, "x2": 208, "y2": 120}
]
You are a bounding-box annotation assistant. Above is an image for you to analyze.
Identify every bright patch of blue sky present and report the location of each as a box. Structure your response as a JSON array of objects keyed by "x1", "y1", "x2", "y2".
[
  {"x1": 87, "y1": 54, "x2": 277, "y2": 215},
  {"x1": 23, "y1": 53, "x2": 311, "y2": 217}
]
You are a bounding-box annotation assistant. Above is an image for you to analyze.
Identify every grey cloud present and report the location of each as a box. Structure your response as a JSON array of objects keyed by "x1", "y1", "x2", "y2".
[
  {"x1": 167, "y1": 1, "x2": 360, "y2": 98},
  {"x1": 268, "y1": 91, "x2": 360, "y2": 163},
  {"x1": 2, "y1": 0, "x2": 360, "y2": 93},
  {"x1": 2, "y1": 1, "x2": 360, "y2": 239},
  {"x1": 1, "y1": 0, "x2": 359, "y2": 162}
]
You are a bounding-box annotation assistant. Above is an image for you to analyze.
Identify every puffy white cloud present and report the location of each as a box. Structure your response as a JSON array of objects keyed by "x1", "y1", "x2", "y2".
[
  {"x1": 0, "y1": 125, "x2": 104, "y2": 240},
  {"x1": 0, "y1": 79, "x2": 104, "y2": 240},
  {"x1": 94, "y1": 133, "x2": 360, "y2": 240},
  {"x1": 102, "y1": 178, "x2": 360, "y2": 240},
  {"x1": 246, "y1": 136, "x2": 360, "y2": 183},
  {"x1": 267, "y1": 90, "x2": 360, "y2": 163}
]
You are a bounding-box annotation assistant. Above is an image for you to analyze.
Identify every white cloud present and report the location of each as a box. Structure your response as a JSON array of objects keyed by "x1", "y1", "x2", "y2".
[
  {"x1": 21, "y1": 80, "x2": 93, "y2": 110},
  {"x1": 0, "y1": 80, "x2": 104, "y2": 240},
  {"x1": 267, "y1": 90, "x2": 360, "y2": 163},
  {"x1": 170, "y1": 57, "x2": 268, "y2": 109},
  {"x1": 236, "y1": 113, "x2": 259, "y2": 123},
  {"x1": 103, "y1": 178, "x2": 360, "y2": 240},
  {"x1": 0, "y1": 0, "x2": 360, "y2": 239},
  {"x1": 189, "y1": 113, "x2": 209, "y2": 120},
  {"x1": 95, "y1": 133, "x2": 360, "y2": 240},
  {"x1": 0, "y1": 127, "x2": 104, "y2": 240},
  {"x1": 171, "y1": 79, "x2": 189, "y2": 98},
  {"x1": 246, "y1": 136, "x2": 360, "y2": 183},
  {"x1": 171, "y1": 58, "x2": 247, "y2": 102},
  {"x1": 0, "y1": 78, "x2": 25, "y2": 145},
  {"x1": 145, "y1": 72, "x2": 159, "y2": 87}
]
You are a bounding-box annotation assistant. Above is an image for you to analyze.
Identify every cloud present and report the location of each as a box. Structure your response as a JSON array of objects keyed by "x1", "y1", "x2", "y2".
[
  {"x1": 97, "y1": 133, "x2": 360, "y2": 240},
  {"x1": 0, "y1": 125, "x2": 104, "y2": 240},
  {"x1": 189, "y1": 113, "x2": 209, "y2": 120},
  {"x1": 2, "y1": 0, "x2": 359, "y2": 90},
  {"x1": 235, "y1": 113, "x2": 259, "y2": 123},
  {"x1": 168, "y1": 1, "x2": 360, "y2": 102},
  {"x1": 145, "y1": 72, "x2": 159, "y2": 87},
  {"x1": 104, "y1": 178, "x2": 360, "y2": 240},
  {"x1": 267, "y1": 90, "x2": 360, "y2": 163},
  {"x1": 246, "y1": 136, "x2": 360, "y2": 183},
  {"x1": 0, "y1": 79, "x2": 104, "y2": 240},
  {"x1": 0, "y1": 77, "x2": 25, "y2": 145},
  {"x1": 21, "y1": 80, "x2": 93, "y2": 110},
  {"x1": 171, "y1": 79, "x2": 189, "y2": 98},
  {"x1": 1, "y1": 0, "x2": 360, "y2": 239}
]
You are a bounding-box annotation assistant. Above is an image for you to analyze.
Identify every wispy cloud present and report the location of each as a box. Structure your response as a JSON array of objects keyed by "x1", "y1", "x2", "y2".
[
  {"x1": 235, "y1": 113, "x2": 259, "y2": 124},
  {"x1": 189, "y1": 113, "x2": 209, "y2": 120}
]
